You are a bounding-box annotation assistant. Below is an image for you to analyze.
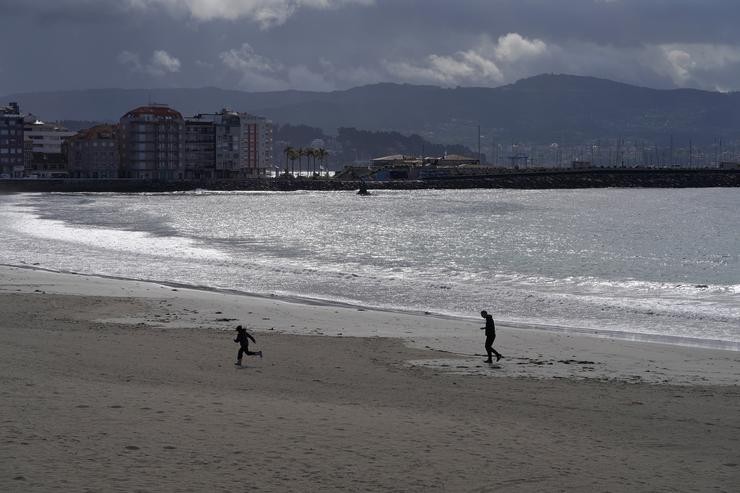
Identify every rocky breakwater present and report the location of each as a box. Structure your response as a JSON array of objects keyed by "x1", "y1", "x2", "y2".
[{"x1": 0, "y1": 169, "x2": 738, "y2": 193}]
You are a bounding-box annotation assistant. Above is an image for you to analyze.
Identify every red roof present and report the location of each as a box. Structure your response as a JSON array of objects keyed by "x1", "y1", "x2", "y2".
[
  {"x1": 68, "y1": 124, "x2": 118, "y2": 143},
  {"x1": 122, "y1": 105, "x2": 183, "y2": 120}
]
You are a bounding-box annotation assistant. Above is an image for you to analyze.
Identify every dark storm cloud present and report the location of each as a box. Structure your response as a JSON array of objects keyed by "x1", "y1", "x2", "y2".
[{"x1": 2, "y1": 0, "x2": 740, "y2": 95}]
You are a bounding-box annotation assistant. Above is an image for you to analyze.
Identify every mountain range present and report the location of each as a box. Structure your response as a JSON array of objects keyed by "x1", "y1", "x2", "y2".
[{"x1": 4, "y1": 74, "x2": 740, "y2": 146}]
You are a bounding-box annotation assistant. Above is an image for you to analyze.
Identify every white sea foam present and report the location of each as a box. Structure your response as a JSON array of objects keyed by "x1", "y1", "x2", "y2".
[{"x1": 1, "y1": 189, "x2": 738, "y2": 348}]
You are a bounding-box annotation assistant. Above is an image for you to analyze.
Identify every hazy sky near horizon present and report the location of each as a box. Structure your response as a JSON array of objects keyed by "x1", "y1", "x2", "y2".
[{"x1": 2, "y1": 0, "x2": 740, "y2": 95}]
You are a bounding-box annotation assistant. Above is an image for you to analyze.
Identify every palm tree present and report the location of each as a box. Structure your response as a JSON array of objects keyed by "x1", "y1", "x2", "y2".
[
  {"x1": 305, "y1": 148, "x2": 315, "y2": 176},
  {"x1": 316, "y1": 148, "x2": 328, "y2": 177},
  {"x1": 288, "y1": 148, "x2": 298, "y2": 176},
  {"x1": 283, "y1": 145, "x2": 294, "y2": 176},
  {"x1": 296, "y1": 147, "x2": 304, "y2": 177},
  {"x1": 299, "y1": 147, "x2": 311, "y2": 178}
]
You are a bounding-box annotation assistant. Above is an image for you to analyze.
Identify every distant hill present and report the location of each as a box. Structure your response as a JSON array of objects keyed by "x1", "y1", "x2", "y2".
[{"x1": 4, "y1": 74, "x2": 740, "y2": 145}]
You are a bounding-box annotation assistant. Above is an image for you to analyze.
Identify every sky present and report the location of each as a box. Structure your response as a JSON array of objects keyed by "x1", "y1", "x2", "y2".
[{"x1": 2, "y1": 0, "x2": 740, "y2": 95}]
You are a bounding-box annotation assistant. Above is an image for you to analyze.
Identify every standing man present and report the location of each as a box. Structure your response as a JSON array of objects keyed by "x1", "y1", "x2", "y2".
[
  {"x1": 234, "y1": 325, "x2": 263, "y2": 366},
  {"x1": 480, "y1": 310, "x2": 503, "y2": 363}
]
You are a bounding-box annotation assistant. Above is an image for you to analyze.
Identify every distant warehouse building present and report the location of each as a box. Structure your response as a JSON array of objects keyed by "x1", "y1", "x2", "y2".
[
  {"x1": 65, "y1": 124, "x2": 120, "y2": 179},
  {"x1": 119, "y1": 104, "x2": 185, "y2": 180},
  {"x1": 0, "y1": 102, "x2": 24, "y2": 178}
]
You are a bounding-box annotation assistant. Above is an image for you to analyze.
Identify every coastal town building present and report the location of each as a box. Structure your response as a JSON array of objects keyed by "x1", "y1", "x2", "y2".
[
  {"x1": 186, "y1": 109, "x2": 273, "y2": 179},
  {"x1": 0, "y1": 102, "x2": 25, "y2": 178},
  {"x1": 65, "y1": 124, "x2": 120, "y2": 179},
  {"x1": 24, "y1": 118, "x2": 76, "y2": 154},
  {"x1": 184, "y1": 115, "x2": 216, "y2": 179},
  {"x1": 23, "y1": 117, "x2": 76, "y2": 177},
  {"x1": 345, "y1": 153, "x2": 484, "y2": 181},
  {"x1": 23, "y1": 140, "x2": 33, "y2": 171},
  {"x1": 119, "y1": 104, "x2": 185, "y2": 180},
  {"x1": 63, "y1": 104, "x2": 276, "y2": 182},
  {"x1": 213, "y1": 110, "x2": 241, "y2": 179},
  {"x1": 240, "y1": 113, "x2": 273, "y2": 177},
  {"x1": 212, "y1": 110, "x2": 272, "y2": 178}
]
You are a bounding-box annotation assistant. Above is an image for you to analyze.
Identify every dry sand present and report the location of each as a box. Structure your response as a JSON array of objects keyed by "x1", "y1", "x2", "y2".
[{"x1": 1, "y1": 265, "x2": 738, "y2": 492}]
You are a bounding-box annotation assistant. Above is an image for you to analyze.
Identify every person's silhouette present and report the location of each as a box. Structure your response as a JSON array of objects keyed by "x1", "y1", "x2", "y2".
[
  {"x1": 480, "y1": 310, "x2": 502, "y2": 363},
  {"x1": 234, "y1": 325, "x2": 263, "y2": 366}
]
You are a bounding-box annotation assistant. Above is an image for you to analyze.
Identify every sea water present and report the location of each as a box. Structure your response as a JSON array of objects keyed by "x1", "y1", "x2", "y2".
[{"x1": 1, "y1": 189, "x2": 738, "y2": 349}]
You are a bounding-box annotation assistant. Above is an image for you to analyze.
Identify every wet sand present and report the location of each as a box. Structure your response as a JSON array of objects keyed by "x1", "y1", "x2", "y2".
[{"x1": 1, "y1": 266, "x2": 738, "y2": 492}]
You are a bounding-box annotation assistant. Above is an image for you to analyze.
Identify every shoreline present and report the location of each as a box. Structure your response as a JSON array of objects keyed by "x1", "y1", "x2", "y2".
[
  {"x1": 1, "y1": 263, "x2": 739, "y2": 491},
  {"x1": 5, "y1": 262, "x2": 739, "y2": 353},
  {"x1": 1, "y1": 264, "x2": 738, "y2": 386}
]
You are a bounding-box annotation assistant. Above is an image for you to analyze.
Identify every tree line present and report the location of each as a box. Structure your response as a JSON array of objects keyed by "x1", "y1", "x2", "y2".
[{"x1": 281, "y1": 146, "x2": 330, "y2": 177}]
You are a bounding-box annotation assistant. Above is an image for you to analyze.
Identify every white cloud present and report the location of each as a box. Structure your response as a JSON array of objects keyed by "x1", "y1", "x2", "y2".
[
  {"x1": 127, "y1": 0, "x2": 374, "y2": 28},
  {"x1": 640, "y1": 43, "x2": 740, "y2": 87},
  {"x1": 150, "y1": 49, "x2": 181, "y2": 75},
  {"x1": 384, "y1": 51, "x2": 504, "y2": 86},
  {"x1": 219, "y1": 42, "x2": 366, "y2": 90},
  {"x1": 494, "y1": 33, "x2": 547, "y2": 62},
  {"x1": 219, "y1": 43, "x2": 289, "y2": 89},
  {"x1": 117, "y1": 49, "x2": 181, "y2": 77},
  {"x1": 220, "y1": 43, "x2": 282, "y2": 74},
  {"x1": 665, "y1": 49, "x2": 694, "y2": 83},
  {"x1": 381, "y1": 32, "x2": 740, "y2": 92},
  {"x1": 383, "y1": 33, "x2": 547, "y2": 86}
]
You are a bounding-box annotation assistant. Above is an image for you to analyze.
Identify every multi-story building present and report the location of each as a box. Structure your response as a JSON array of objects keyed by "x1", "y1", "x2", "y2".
[
  {"x1": 23, "y1": 117, "x2": 76, "y2": 177},
  {"x1": 23, "y1": 140, "x2": 33, "y2": 171},
  {"x1": 240, "y1": 113, "x2": 273, "y2": 177},
  {"x1": 119, "y1": 104, "x2": 184, "y2": 180},
  {"x1": 214, "y1": 110, "x2": 243, "y2": 179},
  {"x1": 188, "y1": 109, "x2": 273, "y2": 179},
  {"x1": 65, "y1": 124, "x2": 120, "y2": 179},
  {"x1": 119, "y1": 105, "x2": 271, "y2": 181},
  {"x1": 0, "y1": 102, "x2": 25, "y2": 178},
  {"x1": 24, "y1": 117, "x2": 76, "y2": 154},
  {"x1": 184, "y1": 115, "x2": 217, "y2": 179}
]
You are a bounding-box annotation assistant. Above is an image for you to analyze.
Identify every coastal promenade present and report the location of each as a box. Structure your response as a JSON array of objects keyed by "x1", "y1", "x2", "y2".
[{"x1": 1, "y1": 168, "x2": 739, "y2": 193}]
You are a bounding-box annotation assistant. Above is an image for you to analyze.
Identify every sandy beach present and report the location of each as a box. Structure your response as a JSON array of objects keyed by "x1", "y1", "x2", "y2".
[{"x1": 1, "y1": 265, "x2": 738, "y2": 492}]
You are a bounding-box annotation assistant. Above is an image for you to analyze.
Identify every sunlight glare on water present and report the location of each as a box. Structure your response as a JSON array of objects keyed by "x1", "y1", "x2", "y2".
[{"x1": 1, "y1": 189, "x2": 738, "y2": 347}]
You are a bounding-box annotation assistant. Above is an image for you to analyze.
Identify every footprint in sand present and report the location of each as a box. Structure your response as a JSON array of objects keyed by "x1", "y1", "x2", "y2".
[{"x1": 125, "y1": 445, "x2": 140, "y2": 451}]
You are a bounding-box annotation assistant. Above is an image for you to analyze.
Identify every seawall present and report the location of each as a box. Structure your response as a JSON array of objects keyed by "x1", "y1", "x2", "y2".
[{"x1": 1, "y1": 168, "x2": 738, "y2": 193}]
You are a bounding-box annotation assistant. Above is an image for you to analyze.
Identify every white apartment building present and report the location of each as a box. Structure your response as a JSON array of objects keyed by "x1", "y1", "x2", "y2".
[
  {"x1": 23, "y1": 117, "x2": 76, "y2": 177},
  {"x1": 210, "y1": 110, "x2": 272, "y2": 178},
  {"x1": 24, "y1": 118, "x2": 76, "y2": 154}
]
